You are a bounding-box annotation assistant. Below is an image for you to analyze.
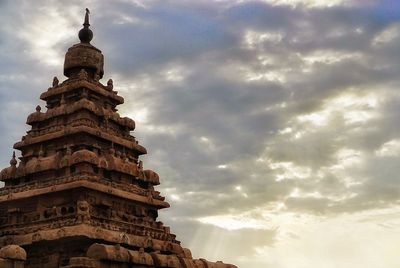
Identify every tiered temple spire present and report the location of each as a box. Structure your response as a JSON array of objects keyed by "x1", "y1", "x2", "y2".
[{"x1": 0, "y1": 9, "x2": 236, "y2": 268}]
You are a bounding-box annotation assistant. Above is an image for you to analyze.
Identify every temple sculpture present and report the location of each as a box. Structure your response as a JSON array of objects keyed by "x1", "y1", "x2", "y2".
[{"x1": 0, "y1": 9, "x2": 236, "y2": 268}]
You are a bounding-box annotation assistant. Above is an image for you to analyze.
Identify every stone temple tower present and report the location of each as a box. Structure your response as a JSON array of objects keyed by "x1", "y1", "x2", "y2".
[{"x1": 0, "y1": 9, "x2": 236, "y2": 268}]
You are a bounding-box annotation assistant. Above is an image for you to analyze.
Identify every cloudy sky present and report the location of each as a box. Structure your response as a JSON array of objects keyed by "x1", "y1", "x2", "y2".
[{"x1": 1, "y1": 0, "x2": 400, "y2": 267}]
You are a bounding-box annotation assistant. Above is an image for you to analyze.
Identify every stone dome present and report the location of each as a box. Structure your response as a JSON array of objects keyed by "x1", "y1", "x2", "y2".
[
  {"x1": 71, "y1": 149, "x2": 99, "y2": 165},
  {"x1": 64, "y1": 43, "x2": 104, "y2": 79},
  {"x1": 0, "y1": 245, "x2": 27, "y2": 261},
  {"x1": 0, "y1": 166, "x2": 16, "y2": 180}
]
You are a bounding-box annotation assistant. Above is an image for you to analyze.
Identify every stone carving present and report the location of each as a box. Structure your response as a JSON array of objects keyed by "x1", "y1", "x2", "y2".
[
  {"x1": 60, "y1": 94, "x2": 66, "y2": 105},
  {"x1": 77, "y1": 200, "x2": 90, "y2": 223},
  {"x1": 79, "y1": 69, "x2": 89, "y2": 80},
  {"x1": 53, "y1": 76, "x2": 59, "y2": 87},
  {"x1": 32, "y1": 232, "x2": 41, "y2": 242},
  {"x1": 57, "y1": 228, "x2": 66, "y2": 238},
  {"x1": 106, "y1": 79, "x2": 113, "y2": 91},
  {"x1": 119, "y1": 233, "x2": 130, "y2": 244}
]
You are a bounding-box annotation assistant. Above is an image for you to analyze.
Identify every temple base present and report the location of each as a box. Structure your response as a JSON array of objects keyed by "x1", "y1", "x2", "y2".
[{"x1": 0, "y1": 243, "x2": 237, "y2": 268}]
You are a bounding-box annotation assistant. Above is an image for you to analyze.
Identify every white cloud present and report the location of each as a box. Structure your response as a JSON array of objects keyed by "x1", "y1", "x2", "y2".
[
  {"x1": 372, "y1": 24, "x2": 400, "y2": 47},
  {"x1": 375, "y1": 139, "x2": 400, "y2": 157},
  {"x1": 243, "y1": 30, "x2": 284, "y2": 49},
  {"x1": 296, "y1": 92, "x2": 380, "y2": 128},
  {"x1": 199, "y1": 214, "x2": 266, "y2": 230},
  {"x1": 17, "y1": 6, "x2": 79, "y2": 66},
  {"x1": 257, "y1": 0, "x2": 355, "y2": 8},
  {"x1": 252, "y1": 207, "x2": 400, "y2": 268},
  {"x1": 269, "y1": 161, "x2": 312, "y2": 181},
  {"x1": 301, "y1": 50, "x2": 362, "y2": 65}
]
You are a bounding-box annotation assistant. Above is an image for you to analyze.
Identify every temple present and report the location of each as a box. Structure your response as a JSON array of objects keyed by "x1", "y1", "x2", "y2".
[{"x1": 0, "y1": 10, "x2": 236, "y2": 268}]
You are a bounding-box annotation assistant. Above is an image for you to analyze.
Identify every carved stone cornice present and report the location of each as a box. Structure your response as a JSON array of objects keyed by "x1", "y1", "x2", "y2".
[
  {"x1": 14, "y1": 125, "x2": 147, "y2": 154},
  {"x1": 27, "y1": 98, "x2": 135, "y2": 130},
  {"x1": 40, "y1": 79, "x2": 123, "y2": 105},
  {"x1": 0, "y1": 177, "x2": 169, "y2": 208},
  {"x1": 0, "y1": 224, "x2": 181, "y2": 254},
  {"x1": 0, "y1": 174, "x2": 164, "y2": 201}
]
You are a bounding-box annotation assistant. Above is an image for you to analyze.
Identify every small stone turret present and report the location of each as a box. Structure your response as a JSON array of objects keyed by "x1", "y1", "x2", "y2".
[
  {"x1": 0, "y1": 245, "x2": 26, "y2": 268},
  {"x1": 0, "y1": 152, "x2": 18, "y2": 181}
]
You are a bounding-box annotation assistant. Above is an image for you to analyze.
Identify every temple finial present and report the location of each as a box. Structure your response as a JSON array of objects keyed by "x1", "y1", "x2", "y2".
[
  {"x1": 84, "y1": 8, "x2": 90, "y2": 26},
  {"x1": 79, "y1": 8, "x2": 93, "y2": 43}
]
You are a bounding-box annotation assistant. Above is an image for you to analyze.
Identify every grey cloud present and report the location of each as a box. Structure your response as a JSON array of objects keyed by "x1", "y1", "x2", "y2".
[{"x1": 118, "y1": 0, "x2": 400, "y2": 217}]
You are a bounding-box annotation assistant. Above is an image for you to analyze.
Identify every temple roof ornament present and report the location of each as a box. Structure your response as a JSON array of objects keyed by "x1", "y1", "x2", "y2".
[
  {"x1": 64, "y1": 9, "x2": 104, "y2": 79},
  {"x1": 78, "y1": 8, "x2": 93, "y2": 44},
  {"x1": 52, "y1": 76, "x2": 59, "y2": 87}
]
